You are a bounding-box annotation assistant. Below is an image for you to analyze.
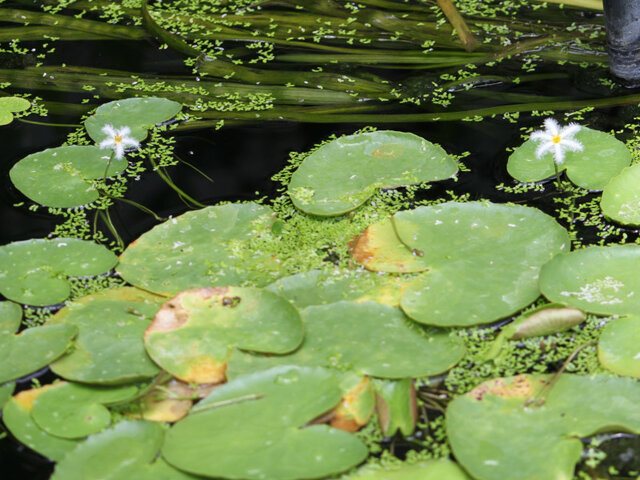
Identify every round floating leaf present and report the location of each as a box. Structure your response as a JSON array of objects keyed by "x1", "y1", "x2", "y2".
[
  {"x1": 0, "y1": 382, "x2": 15, "y2": 408},
  {"x1": 3, "y1": 386, "x2": 81, "y2": 461},
  {"x1": 0, "y1": 322, "x2": 77, "y2": 384},
  {"x1": 598, "y1": 316, "x2": 640, "y2": 378},
  {"x1": 0, "y1": 96, "x2": 30, "y2": 125},
  {"x1": 288, "y1": 130, "x2": 458, "y2": 216},
  {"x1": 49, "y1": 288, "x2": 163, "y2": 384},
  {"x1": 228, "y1": 301, "x2": 465, "y2": 379},
  {"x1": 10, "y1": 146, "x2": 127, "y2": 208},
  {"x1": 162, "y1": 365, "x2": 369, "y2": 480},
  {"x1": 84, "y1": 97, "x2": 182, "y2": 143},
  {"x1": 0, "y1": 238, "x2": 118, "y2": 306},
  {"x1": 447, "y1": 374, "x2": 640, "y2": 480},
  {"x1": 601, "y1": 163, "x2": 640, "y2": 226},
  {"x1": 344, "y1": 460, "x2": 471, "y2": 480},
  {"x1": 117, "y1": 202, "x2": 278, "y2": 294},
  {"x1": 0, "y1": 300, "x2": 22, "y2": 335},
  {"x1": 507, "y1": 126, "x2": 631, "y2": 190},
  {"x1": 32, "y1": 381, "x2": 138, "y2": 439},
  {"x1": 351, "y1": 218, "x2": 428, "y2": 273},
  {"x1": 144, "y1": 287, "x2": 303, "y2": 384},
  {"x1": 539, "y1": 244, "x2": 640, "y2": 316},
  {"x1": 266, "y1": 269, "x2": 411, "y2": 308},
  {"x1": 358, "y1": 202, "x2": 569, "y2": 327}
]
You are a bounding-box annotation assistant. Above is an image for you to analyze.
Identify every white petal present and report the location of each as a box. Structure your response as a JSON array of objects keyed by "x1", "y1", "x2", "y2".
[
  {"x1": 101, "y1": 124, "x2": 116, "y2": 136},
  {"x1": 122, "y1": 138, "x2": 140, "y2": 149},
  {"x1": 559, "y1": 123, "x2": 581, "y2": 138},
  {"x1": 562, "y1": 138, "x2": 583, "y2": 152},
  {"x1": 118, "y1": 126, "x2": 131, "y2": 136},
  {"x1": 530, "y1": 130, "x2": 553, "y2": 142},
  {"x1": 114, "y1": 144, "x2": 125, "y2": 159},
  {"x1": 543, "y1": 118, "x2": 560, "y2": 135},
  {"x1": 99, "y1": 139, "x2": 115, "y2": 149},
  {"x1": 535, "y1": 141, "x2": 554, "y2": 158},
  {"x1": 553, "y1": 144, "x2": 565, "y2": 164}
]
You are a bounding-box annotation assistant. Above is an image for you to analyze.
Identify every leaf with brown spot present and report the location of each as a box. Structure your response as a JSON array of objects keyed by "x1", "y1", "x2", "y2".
[{"x1": 330, "y1": 375, "x2": 375, "y2": 433}]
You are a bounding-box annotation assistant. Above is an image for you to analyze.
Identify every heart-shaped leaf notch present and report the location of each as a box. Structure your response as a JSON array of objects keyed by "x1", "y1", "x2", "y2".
[
  {"x1": 0, "y1": 96, "x2": 30, "y2": 125},
  {"x1": 288, "y1": 130, "x2": 458, "y2": 216}
]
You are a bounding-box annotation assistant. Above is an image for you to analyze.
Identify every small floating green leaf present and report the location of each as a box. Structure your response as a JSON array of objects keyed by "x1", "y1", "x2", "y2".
[
  {"x1": 507, "y1": 126, "x2": 631, "y2": 190},
  {"x1": 601, "y1": 163, "x2": 640, "y2": 226},
  {"x1": 0, "y1": 382, "x2": 15, "y2": 409},
  {"x1": 144, "y1": 287, "x2": 303, "y2": 384},
  {"x1": 447, "y1": 374, "x2": 640, "y2": 480},
  {"x1": 0, "y1": 96, "x2": 30, "y2": 125},
  {"x1": 84, "y1": 97, "x2": 182, "y2": 143},
  {"x1": 343, "y1": 460, "x2": 471, "y2": 480},
  {"x1": 539, "y1": 244, "x2": 640, "y2": 316},
  {"x1": 49, "y1": 287, "x2": 163, "y2": 384},
  {"x1": 117, "y1": 203, "x2": 278, "y2": 295},
  {"x1": 288, "y1": 130, "x2": 457, "y2": 216},
  {"x1": 32, "y1": 381, "x2": 138, "y2": 439},
  {"x1": 162, "y1": 365, "x2": 369, "y2": 480},
  {"x1": 0, "y1": 238, "x2": 118, "y2": 306},
  {"x1": 598, "y1": 316, "x2": 640, "y2": 378},
  {"x1": 9, "y1": 146, "x2": 127, "y2": 208},
  {"x1": 373, "y1": 378, "x2": 417, "y2": 437}
]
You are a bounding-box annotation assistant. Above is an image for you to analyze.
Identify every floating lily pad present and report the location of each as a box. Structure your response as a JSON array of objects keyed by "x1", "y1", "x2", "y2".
[
  {"x1": 49, "y1": 287, "x2": 163, "y2": 384},
  {"x1": 373, "y1": 378, "x2": 417, "y2": 437},
  {"x1": 10, "y1": 146, "x2": 127, "y2": 208},
  {"x1": 539, "y1": 244, "x2": 640, "y2": 316},
  {"x1": 227, "y1": 301, "x2": 465, "y2": 379},
  {"x1": 507, "y1": 126, "x2": 631, "y2": 190},
  {"x1": 144, "y1": 287, "x2": 303, "y2": 384},
  {"x1": 288, "y1": 130, "x2": 457, "y2": 216},
  {"x1": 0, "y1": 96, "x2": 30, "y2": 125},
  {"x1": 0, "y1": 301, "x2": 78, "y2": 383},
  {"x1": 0, "y1": 382, "x2": 15, "y2": 408},
  {"x1": 598, "y1": 316, "x2": 640, "y2": 378},
  {"x1": 447, "y1": 374, "x2": 640, "y2": 480},
  {"x1": 351, "y1": 218, "x2": 428, "y2": 273},
  {"x1": 3, "y1": 386, "x2": 80, "y2": 460},
  {"x1": 162, "y1": 365, "x2": 369, "y2": 480},
  {"x1": 354, "y1": 202, "x2": 569, "y2": 327},
  {"x1": 330, "y1": 375, "x2": 375, "y2": 432},
  {"x1": 344, "y1": 460, "x2": 471, "y2": 480},
  {"x1": 0, "y1": 238, "x2": 118, "y2": 306},
  {"x1": 266, "y1": 269, "x2": 411, "y2": 308},
  {"x1": 31, "y1": 381, "x2": 138, "y2": 439},
  {"x1": 117, "y1": 202, "x2": 278, "y2": 294},
  {"x1": 601, "y1": 163, "x2": 640, "y2": 226},
  {"x1": 51, "y1": 419, "x2": 198, "y2": 480},
  {"x1": 84, "y1": 97, "x2": 182, "y2": 143}
]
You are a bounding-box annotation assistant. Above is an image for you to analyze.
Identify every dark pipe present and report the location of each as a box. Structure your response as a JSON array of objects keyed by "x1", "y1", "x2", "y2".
[{"x1": 603, "y1": 0, "x2": 640, "y2": 85}]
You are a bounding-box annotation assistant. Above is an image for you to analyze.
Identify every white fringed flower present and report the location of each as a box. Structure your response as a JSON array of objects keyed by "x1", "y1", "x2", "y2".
[
  {"x1": 530, "y1": 118, "x2": 583, "y2": 165},
  {"x1": 99, "y1": 124, "x2": 140, "y2": 159}
]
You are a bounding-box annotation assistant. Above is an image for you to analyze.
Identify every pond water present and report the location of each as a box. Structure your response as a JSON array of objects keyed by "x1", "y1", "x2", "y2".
[{"x1": 3, "y1": 1, "x2": 640, "y2": 479}]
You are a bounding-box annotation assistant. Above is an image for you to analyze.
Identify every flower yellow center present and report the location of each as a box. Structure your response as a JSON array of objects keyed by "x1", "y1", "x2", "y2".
[
  {"x1": 114, "y1": 135, "x2": 122, "y2": 143},
  {"x1": 552, "y1": 135, "x2": 562, "y2": 144}
]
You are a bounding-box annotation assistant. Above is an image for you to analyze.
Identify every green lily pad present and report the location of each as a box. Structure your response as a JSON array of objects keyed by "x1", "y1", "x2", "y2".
[
  {"x1": 507, "y1": 126, "x2": 631, "y2": 190},
  {"x1": 144, "y1": 287, "x2": 303, "y2": 384},
  {"x1": 49, "y1": 287, "x2": 163, "y2": 384},
  {"x1": 0, "y1": 96, "x2": 30, "y2": 125},
  {"x1": 0, "y1": 301, "x2": 78, "y2": 383},
  {"x1": 162, "y1": 365, "x2": 369, "y2": 480},
  {"x1": 84, "y1": 97, "x2": 182, "y2": 143},
  {"x1": 447, "y1": 374, "x2": 640, "y2": 480},
  {"x1": 266, "y1": 269, "x2": 411, "y2": 308},
  {"x1": 117, "y1": 202, "x2": 279, "y2": 295},
  {"x1": 601, "y1": 163, "x2": 640, "y2": 226},
  {"x1": 0, "y1": 382, "x2": 15, "y2": 408},
  {"x1": 288, "y1": 130, "x2": 458, "y2": 216},
  {"x1": 355, "y1": 202, "x2": 569, "y2": 327},
  {"x1": 3, "y1": 386, "x2": 81, "y2": 461},
  {"x1": 0, "y1": 237, "x2": 118, "y2": 306},
  {"x1": 598, "y1": 316, "x2": 640, "y2": 377},
  {"x1": 9, "y1": 146, "x2": 127, "y2": 208},
  {"x1": 32, "y1": 381, "x2": 138, "y2": 439},
  {"x1": 343, "y1": 460, "x2": 471, "y2": 480},
  {"x1": 373, "y1": 378, "x2": 417, "y2": 437},
  {"x1": 539, "y1": 244, "x2": 640, "y2": 316},
  {"x1": 227, "y1": 301, "x2": 465, "y2": 379}
]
